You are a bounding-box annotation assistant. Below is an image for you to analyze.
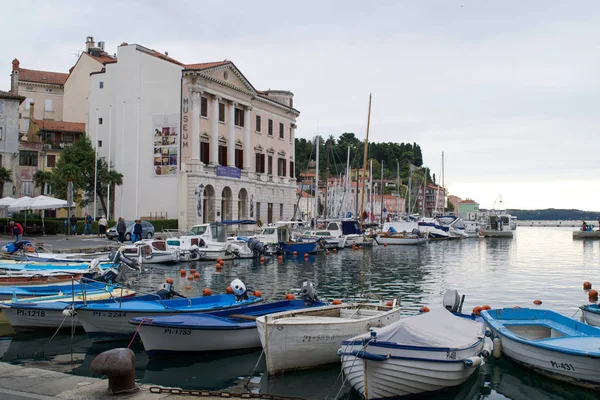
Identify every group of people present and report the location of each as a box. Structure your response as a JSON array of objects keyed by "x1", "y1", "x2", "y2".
[
  {"x1": 115, "y1": 217, "x2": 143, "y2": 243},
  {"x1": 68, "y1": 213, "x2": 108, "y2": 236},
  {"x1": 581, "y1": 220, "x2": 599, "y2": 232}
]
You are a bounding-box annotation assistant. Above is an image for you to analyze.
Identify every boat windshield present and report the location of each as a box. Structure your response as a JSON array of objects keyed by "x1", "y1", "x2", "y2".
[
  {"x1": 166, "y1": 240, "x2": 180, "y2": 246},
  {"x1": 316, "y1": 231, "x2": 331, "y2": 236},
  {"x1": 262, "y1": 228, "x2": 276, "y2": 235},
  {"x1": 188, "y1": 225, "x2": 208, "y2": 235}
]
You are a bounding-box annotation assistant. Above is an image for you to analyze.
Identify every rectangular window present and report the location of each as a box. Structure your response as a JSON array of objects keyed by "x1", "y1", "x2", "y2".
[
  {"x1": 200, "y1": 142, "x2": 210, "y2": 164},
  {"x1": 19, "y1": 151, "x2": 38, "y2": 166},
  {"x1": 218, "y1": 145, "x2": 227, "y2": 165},
  {"x1": 290, "y1": 161, "x2": 294, "y2": 178},
  {"x1": 44, "y1": 183, "x2": 54, "y2": 195},
  {"x1": 45, "y1": 88, "x2": 53, "y2": 93},
  {"x1": 280, "y1": 203, "x2": 284, "y2": 220},
  {"x1": 0, "y1": 127, "x2": 3, "y2": 140},
  {"x1": 98, "y1": 117, "x2": 103, "y2": 125},
  {"x1": 0, "y1": 154, "x2": 3, "y2": 168},
  {"x1": 98, "y1": 140, "x2": 102, "y2": 147},
  {"x1": 218, "y1": 103, "x2": 225, "y2": 123},
  {"x1": 21, "y1": 180, "x2": 33, "y2": 196},
  {"x1": 256, "y1": 115, "x2": 261, "y2": 132},
  {"x1": 99, "y1": 81, "x2": 104, "y2": 89},
  {"x1": 62, "y1": 133, "x2": 74, "y2": 142},
  {"x1": 279, "y1": 123, "x2": 284, "y2": 139},
  {"x1": 256, "y1": 202, "x2": 261, "y2": 221},
  {"x1": 46, "y1": 154, "x2": 56, "y2": 168},
  {"x1": 44, "y1": 99, "x2": 53, "y2": 112},
  {"x1": 235, "y1": 149, "x2": 243, "y2": 169},
  {"x1": 268, "y1": 155, "x2": 273, "y2": 175},
  {"x1": 234, "y1": 108, "x2": 244, "y2": 127},
  {"x1": 201, "y1": 97, "x2": 208, "y2": 117},
  {"x1": 255, "y1": 153, "x2": 265, "y2": 173},
  {"x1": 268, "y1": 119, "x2": 273, "y2": 136},
  {"x1": 267, "y1": 203, "x2": 273, "y2": 224}
]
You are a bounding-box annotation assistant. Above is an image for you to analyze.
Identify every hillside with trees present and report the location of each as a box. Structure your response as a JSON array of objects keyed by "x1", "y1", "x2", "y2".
[{"x1": 509, "y1": 209, "x2": 600, "y2": 221}]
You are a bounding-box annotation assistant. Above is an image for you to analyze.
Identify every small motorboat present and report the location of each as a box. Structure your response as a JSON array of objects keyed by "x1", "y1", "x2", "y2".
[
  {"x1": 580, "y1": 303, "x2": 600, "y2": 327},
  {"x1": 374, "y1": 230, "x2": 428, "y2": 245},
  {"x1": 340, "y1": 308, "x2": 489, "y2": 399},
  {"x1": 256, "y1": 284, "x2": 401, "y2": 375},
  {"x1": 76, "y1": 279, "x2": 263, "y2": 342},
  {"x1": 0, "y1": 271, "x2": 82, "y2": 286},
  {"x1": 0, "y1": 279, "x2": 127, "y2": 301},
  {"x1": 119, "y1": 240, "x2": 179, "y2": 264},
  {"x1": 297, "y1": 230, "x2": 346, "y2": 249},
  {"x1": 481, "y1": 307, "x2": 600, "y2": 390},
  {"x1": 131, "y1": 285, "x2": 326, "y2": 356}
]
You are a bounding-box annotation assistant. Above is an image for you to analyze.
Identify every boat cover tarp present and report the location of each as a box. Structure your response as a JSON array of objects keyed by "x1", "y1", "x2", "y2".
[
  {"x1": 371, "y1": 308, "x2": 484, "y2": 348},
  {"x1": 341, "y1": 220, "x2": 362, "y2": 235},
  {"x1": 219, "y1": 220, "x2": 257, "y2": 225}
]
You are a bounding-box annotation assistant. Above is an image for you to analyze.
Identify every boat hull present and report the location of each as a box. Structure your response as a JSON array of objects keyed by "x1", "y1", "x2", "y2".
[
  {"x1": 573, "y1": 230, "x2": 600, "y2": 239},
  {"x1": 375, "y1": 236, "x2": 427, "y2": 245},
  {"x1": 481, "y1": 230, "x2": 514, "y2": 238},
  {"x1": 344, "y1": 235, "x2": 364, "y2": 247},
  {"x1": 582, "y1": 307, "x2": 600, "y2": 327},
  {"x1": 340, "y1": 341, "x2": 483, "y2": 399},
  {"x1": 257, "y1": 304, "x2": 401, "y2": 375},
  {"x1": 2, "y1": 306, "x2": 79, "y2": 331}
]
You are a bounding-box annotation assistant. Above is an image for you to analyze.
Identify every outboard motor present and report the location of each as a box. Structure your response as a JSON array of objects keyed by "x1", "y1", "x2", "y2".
[
  {"x1": 98, "y1": 268, "x2": 119, "y2": 283},
  {"x1": 230, "y1": 279, "x2": 248, "y2": 301},
  {"x1": 156, "y1": 282, "x2": 185, "y2": 299},
  {"x1": 247, "y1": 237, "x2": 259, "y2": 251},
  {"x1": 115, "y1": 251, "x2": 141, "y2": 271},
  {"x1": 188, "y1": 245, "x2": 203, "y2": 261},
  {"x1": 443, "y1": 289, "x2": 461, "y2": 313},
  {"x1": 298, "y1": 280, "x2": 318, "y2": 306}
]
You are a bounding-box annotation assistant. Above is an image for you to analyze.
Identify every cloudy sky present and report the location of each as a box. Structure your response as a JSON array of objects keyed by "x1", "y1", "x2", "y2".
[{"x1": 3, "y1": 1, "x2": 599, "y2": 210}]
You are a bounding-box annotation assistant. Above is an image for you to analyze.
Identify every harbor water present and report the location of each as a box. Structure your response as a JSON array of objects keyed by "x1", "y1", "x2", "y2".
[{"x1": 1, "y1": 226, "x2": 599, "y2": 399}]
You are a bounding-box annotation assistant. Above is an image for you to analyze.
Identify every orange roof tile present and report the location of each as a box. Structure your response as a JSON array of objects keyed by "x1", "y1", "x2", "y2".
[
  {"x1": 89, "y1": 53, "x2": 116, "y2": 64},
  {"x1": 459, "y1": 199, "x2": 478, "y2": 204},
  {"x1": 151, "y1": 50, "x2": 184, "y2": 66},
  {"x1": 0, "y1": 90, "x2": 25, "y2": 102},
  {"x1": 18, "y1": 68, "x2": 68, "y2": 86},
  {"x1": 184, "y1": 61, "x2": 231, "y2": 70},
  {"x1": 35, "y1": 120, "x2": 85, "y2": 133}
]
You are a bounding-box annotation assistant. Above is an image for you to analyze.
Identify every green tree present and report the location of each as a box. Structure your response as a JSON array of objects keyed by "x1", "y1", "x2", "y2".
[
  {"x1": 446, "y1": 199, "x2": 455, "y2": 212},
  {"x1": 33, "y1": 170, "x2": 53, "y2": 195},
  {"x1": 51, "y1": 136, "x2": 124, "y2": 216},
  {"x1": 0, "y1": 167, "x2": 12, "y2": 198}
]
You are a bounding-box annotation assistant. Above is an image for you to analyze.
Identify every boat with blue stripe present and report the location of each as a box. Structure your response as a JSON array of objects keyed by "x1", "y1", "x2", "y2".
[
  {"x1": 131, "y1": 298, "x2": 326, "y2": 356},
  {"x1": 481, "y1": 307, "x2": 600, "y2": 389},
  {"x1": 0, "y1": 280, "x2": 117, "y2": 300}
]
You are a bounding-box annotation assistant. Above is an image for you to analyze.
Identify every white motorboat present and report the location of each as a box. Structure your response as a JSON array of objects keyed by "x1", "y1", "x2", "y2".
[
  {"x1": 482, "y1": 307, "x2": 600, "y2": 390},
  {"x1": 417, "y1": 218, "x2": 450, "y2": 240},
  {"x1": 374, "y1": 231, "x2": 428, "y2": 245},
  {"x1": 170, "y1": 223, "x2": 249, "y2": 261},
  {"x1": 325, "y1": 220, "x2": 364, "y2": 247},
  {"x1": 581, "y1": 303, "x2": 600, "y2": 327},
  {"x1": 340, "y1": 308, "x2": 488, "y2": 399},
  {"x1": 119, "y1": 240, "x2": 179, "y2": 264},
  {"x1": 256, "y1": 301, "x2": 401, "y2": 375},
  {"x1": 297, "y1": 230, "x2": 346, "y2": 249}
]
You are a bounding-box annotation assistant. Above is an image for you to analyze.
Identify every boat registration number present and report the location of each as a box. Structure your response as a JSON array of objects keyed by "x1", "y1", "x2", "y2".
[
  {"x1": 446, "y1": 351, "x2": 457, "y2": 360},
  {"x1": 302, "y1": 334, "x2": 344, "y2": 343},
  {"x1": 550, "y1": 361, "x2": 575, "y2": 371},
  {"x1": 164, "y1": 328, "x2": 192, "y2": 335},
  {"x1": 92, "y1": 311, "x2": 127, "y2": 318},
  {"x1": 16, "y1": 310, "x2": 45, "y2": 317}
]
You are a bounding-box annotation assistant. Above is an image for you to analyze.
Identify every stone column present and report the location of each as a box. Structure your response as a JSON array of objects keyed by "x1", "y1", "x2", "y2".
[
  {"x1": 228, "y1": 101, "x2": 236, "y2": 167},
  {"x1": 191, "y1": 89, "x2": 201, "y2": 160},
  {"x1": 243, "y1": 106, "x2": 251, "y2": 170},
  {"x1": 211, "y1": 95, "x2": 220, "y2": 165}
]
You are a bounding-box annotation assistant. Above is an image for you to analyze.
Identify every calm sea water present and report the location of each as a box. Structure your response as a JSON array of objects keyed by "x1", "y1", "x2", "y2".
[{"x1": 1, "y1": 226, "x2": 600, "y2": 399}]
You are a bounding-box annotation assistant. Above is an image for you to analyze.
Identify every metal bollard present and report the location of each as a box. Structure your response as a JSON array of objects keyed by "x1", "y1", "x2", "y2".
[{"x1": 90, "y1": 348, "x2": 139, "y2": 395}]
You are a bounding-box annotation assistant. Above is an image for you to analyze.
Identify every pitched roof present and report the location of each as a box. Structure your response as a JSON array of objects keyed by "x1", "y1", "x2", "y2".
[
  {"x1": 459, "y1": 199, "x2": 479, "y2": 204},
  {"x1": 184, "y1": 61, "x2": 231, "y2": 70},
  {"x1": 18, "y1": 68, "x2": 68, "y2": 86},
  {"x1": 35, "y1": 120, "x2": 85, "y2": 133},
  {"x1": 151, "y1": 50, "x2": 183, "y2": 66},
  {"x1": 0, "y1": 90, "x2": 25, "y2": 102},
  {"x1": 88, "y1": 53, "x2": 117, "y2": 64}
]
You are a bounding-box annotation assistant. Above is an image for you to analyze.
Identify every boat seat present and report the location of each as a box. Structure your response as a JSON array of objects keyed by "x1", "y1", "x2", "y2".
[
  {"x1": 534, "y1": 337, "x2": 600, "y2": 354},
  {"x1": 504, "y1": 319, "x2": 584, "y2": 338}
]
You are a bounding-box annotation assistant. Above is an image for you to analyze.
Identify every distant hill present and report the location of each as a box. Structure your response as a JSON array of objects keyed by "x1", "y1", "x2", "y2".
[{"x1": 508, "y1": 209, "x2": 600, "y2": 221}]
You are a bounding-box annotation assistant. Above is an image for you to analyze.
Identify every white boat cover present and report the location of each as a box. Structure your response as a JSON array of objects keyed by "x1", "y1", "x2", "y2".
[{"x1": 369, "y1": 308, "x2": 484, "y2": 348}]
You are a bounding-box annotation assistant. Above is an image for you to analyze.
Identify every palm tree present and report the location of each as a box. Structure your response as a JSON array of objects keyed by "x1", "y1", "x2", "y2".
[
  {"x1": 33, "y1": 170, "x2": 53, "y2": 196},
  {"x1": 0, "y1": 167, "x2": 13, "y2": 198}
]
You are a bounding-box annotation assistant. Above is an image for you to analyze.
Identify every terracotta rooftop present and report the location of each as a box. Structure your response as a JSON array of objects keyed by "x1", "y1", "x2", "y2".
[
  {"x1": 152, "y1": 50, "x2": 184, "y2": 66},
  {"x1": 0, "y1": 90, "x2": 25, "y2": 102},
  {"x1": 35, "y1": 120, "x2": 85, "y2": 133},
  {"x1": 89, "y1": 53, "x2": 116, "y2": 64},
  {"x1": 184, "y1": 61, "x2": 230, "y2": 70},
  {"x1": 297, "y1": 189, "x2": 313, "y2": 198},
  {"x1": 459, "y1": 199, "x2": 479, "y2": 204},
  {"x1": 18, "y1": 68, "x2": 68, "y2": 86}
]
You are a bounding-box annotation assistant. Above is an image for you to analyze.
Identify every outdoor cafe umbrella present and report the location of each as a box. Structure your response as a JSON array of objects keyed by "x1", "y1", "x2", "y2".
[
  {"x1": 0, "y1": 197, "x2": 16, "y2": 232},
  {"x1": 9, "y1": 196, "x2": 68, "y2": 235}
]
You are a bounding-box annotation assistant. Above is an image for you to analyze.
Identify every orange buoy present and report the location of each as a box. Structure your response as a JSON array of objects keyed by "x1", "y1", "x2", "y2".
[
  {"x1": 180, "y1": 269, "x2": 186, "y2": 275},
  {"x1": 202, "y1": 288, "x2": 211, "y2": 296},
  {"x1": 219, "y1": 260, "x2": 225, "y2": 266},
  {"x1": 194, "y1": 272, "x2": 200, "y2": 279},
  {"x1": 226, "y1": 286, "x2": 233, "y2": 294},
  {"x1": 166, "y1": 278, "x2": 173, "y2": 284},
  {"x1": 472, "y1": 306, "x2": 483, "y2": 316},
  {"x1": 359, "y1": 245, "x2": 363, "y2": 250},
  {"x1": 383, "y1": 243, "x2": 388, "y2": 247},
  {"x1": 304, "y1": 253, "x2": 309, "y2": 258},
  {"x1": 260, "y1": 257, "x2": 265, "y2": 263},
  {"x1": 333, "y1": 248, "x2": 337, "y2": 253},
  {"x1": 584, "y1": 281, "x2": 592, "y2": 290},
  {"x1": 253, "y1": 290, "x2": 262, "y2": 298},
  {"x1": 187, "y1": 275, "x2": 194, "y2": 281},
  {"x1": 190, "y1": 269, "x2": 196, "y2": 274},
  {"x1": 386, "y1": 301, "x2": 393, "y2": 307},
  {"x1": 589, "y1": 289, "x2": 599, "y2": 302},
  {"x1": 325, "y1": 250, "x2": 330, "y2": 255},
  {"x1": 482, "y1": 305, "x2": 491, "y2": 310},
  {"x1": 533, "y1": 300, "x2": 542, "y2": 305},
  {"x1": 215, "y1": 263, "x2": 221, "y2": 268},
  {"x1": 185, "y1": 285, "x2": 191, "y2": 290},
  {"x1": 420, "y1": 306, "x2": 430, "y2": 313},
  {"x1": 285, "y1": 293, "x2": 295, "y2": 300},
  {"x1": 216, "y1": 258, "x2": 223, "y2": 264},
  {"x1": 513, "y1": 305, "x2": 521, "y2": 309},
  {"x1": 293, "y1": 251, "x2": 297, "y2": 256},
  {"x1": 332, "y1": 299, "x2": 342, "y2": 305},
  {"x1": 277, "y1": 255, "x2": 283, "y2": 262}
]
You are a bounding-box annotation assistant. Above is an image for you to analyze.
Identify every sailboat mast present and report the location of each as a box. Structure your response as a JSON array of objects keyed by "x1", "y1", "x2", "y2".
[
  {"x1": 380, "y1": 160, "x2": 384, "y2": 226},
  {"x1": 407, "y1": 167, "x2": 412, "y2": 216},
  {"x1": 396, "y1": 161, "x2": 400, "y2": 217},
  {"x1": 359, "y1": 93, "x2": 372, "y2": 222},
  {"x1": 324, "y1": 138, "x2": 330, "y2": 220},
  {"x1": 369, "y1": 159, "x2": 373, "y2": 222},
  {"x1": 442, "y1": 151, "x2": 445, "y2": 213},
  {"x1": 422, "y1": 169, "x2": 427, "y2": 218},
  {"x1": 314, "y1": 136, "x2": 319, "y2": 225}
]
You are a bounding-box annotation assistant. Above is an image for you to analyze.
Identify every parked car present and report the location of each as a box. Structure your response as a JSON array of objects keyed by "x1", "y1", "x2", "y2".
[{"x1": 106, "y1": 220, "x2": 154, "y2": 241}]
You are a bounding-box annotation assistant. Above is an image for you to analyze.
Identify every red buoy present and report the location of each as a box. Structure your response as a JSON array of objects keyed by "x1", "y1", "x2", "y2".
[
  {"x1": 584, "y1": 281, "x2": 592, "y2": 290},
  {"x1": 332, "y1": 299, "x2": 342, "y2": 305},
  {"x1": 472, "y1": 306, "x2": 483, "y2": 316},
  {"x1": 166, "y1": 278, "x2": 173, "y2": 284},
  {"x1": 285, "y1": 293, "x2": 295, "y2": 300},
  {"x1": 226, "y1": 286, "x2": 233, "y2": 294},
  {"x1": 420, "y1": 306, "x2": 430, "y2": 313},
  {"x1": 202, "y1": 288, "x2": 211, "y2": 296},
  {"x1": 533, "y1": 300, "x2": 542, "y2": 305}
]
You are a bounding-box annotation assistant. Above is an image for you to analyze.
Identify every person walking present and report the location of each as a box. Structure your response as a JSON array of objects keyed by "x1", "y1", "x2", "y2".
[
  {"x1": 83, "y1": 213, "x2": 93, "y2": 235},
  {"x1": 116, "y1": 217, "x2": 127, "y2": 243},
  {"x1": 98, "y1": 215, "x2": 107, "y2": 237},
  {"x1": 132, "y1": 219, "x2": 143, "y2": 243},
  {"x1": 9, "y1": 220, "x2": 23, "y2": 243},
  {"x1": 70, "y1": 214, "x2": 77, "y2": 236}
]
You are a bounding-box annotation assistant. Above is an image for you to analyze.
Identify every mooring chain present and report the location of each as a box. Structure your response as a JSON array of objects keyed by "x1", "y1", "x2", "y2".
[{"x1": 148, "y1": 386, "x2": 306, "y2": 400}]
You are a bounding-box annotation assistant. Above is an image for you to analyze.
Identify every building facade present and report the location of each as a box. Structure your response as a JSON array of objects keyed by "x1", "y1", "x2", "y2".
[
  {"x1": 458, "y1": 199, "x2": 480, "y2": 220},
  {"x1": 89, "y1": 43, "x2": 299, "y2": 228},
  {"x1": 0, "y1": 90, "x2": 25, "y2": 197}
]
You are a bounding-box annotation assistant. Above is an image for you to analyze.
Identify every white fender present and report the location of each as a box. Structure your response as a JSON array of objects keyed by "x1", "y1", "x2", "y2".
[
  {"x1": 463, "y1": 357, "x2": 482, "y2": 368},
  {"x1": 493, "y1": 337, "x2": 502, "y2": 359}
]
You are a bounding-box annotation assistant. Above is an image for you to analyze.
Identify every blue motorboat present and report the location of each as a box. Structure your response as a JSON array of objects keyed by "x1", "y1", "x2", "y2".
[
  {"x1": 481, "y1": 308, "x2": 600, "y2": 389},
  {"x1": 131, "y1": 298, "x2": 327, "y2": 356},
  {"x1": 76, "y1": 292, "x2": 264, "y2": 341},
  {"x1": 279, "y1": 240, "x2": 319, "y2": 254},
  {"x1": 0, "y1": 280, "x2": 116, "y2": 300},
  {"x1": 0, "y1": 261, "x2": 113, "y2": 272}
]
